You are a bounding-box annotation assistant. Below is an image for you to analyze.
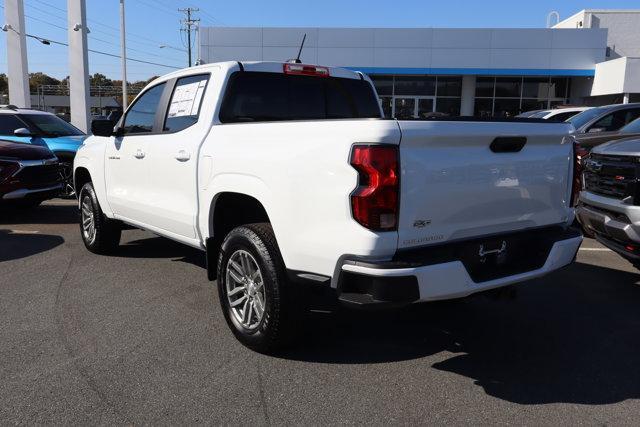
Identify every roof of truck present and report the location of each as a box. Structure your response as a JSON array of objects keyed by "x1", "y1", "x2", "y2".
[{"x1": 156, "y1": 61, "x2": 364, "y2": 82}]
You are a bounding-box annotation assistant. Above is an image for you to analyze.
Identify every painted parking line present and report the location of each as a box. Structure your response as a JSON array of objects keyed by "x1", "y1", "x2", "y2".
[
  {"x1": 8, "y1": 230, "x2": 40, "y2": 234},
  {"x1": 579, "y1": 247, "x2": 611, "y2": 252}
]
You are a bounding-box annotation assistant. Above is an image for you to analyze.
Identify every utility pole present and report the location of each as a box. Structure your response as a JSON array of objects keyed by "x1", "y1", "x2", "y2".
[
  {"x1": 120, "y1": 0, "x2": 128, "y2": 111},
  {"x1": 179, "y1": 7, "x2": 199, "y2": 67}
]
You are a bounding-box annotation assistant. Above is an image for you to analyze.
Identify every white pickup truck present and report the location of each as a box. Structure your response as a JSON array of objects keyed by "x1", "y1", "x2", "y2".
[{"x1": 75, "y1": 61, "x2": 582, "y2": 352}]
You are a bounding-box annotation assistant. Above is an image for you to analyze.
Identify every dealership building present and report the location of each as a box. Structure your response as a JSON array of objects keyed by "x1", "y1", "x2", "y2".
[{"x1": 199, "y1": 9, "x2": 640, "y2": 118}]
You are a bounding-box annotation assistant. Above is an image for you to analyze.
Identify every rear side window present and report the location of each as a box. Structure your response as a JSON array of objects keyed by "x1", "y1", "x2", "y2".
[
  {"x1": 219, "y1": 72, "x2": 381, "y2": 123},
  {"x1": 122, "y1": 83, "x2": 166, "y2": 134},
  {"x1": 0, "y1": 115, "x2": 26, "y2": 135},
  {"x1": 164, "y1": 74, "x2": 209, "y2": 132}
]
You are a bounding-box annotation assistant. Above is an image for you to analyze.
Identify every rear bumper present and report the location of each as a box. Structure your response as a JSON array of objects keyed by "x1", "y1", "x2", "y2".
[{"x1": 337, "y1": 227, "x2": 582, "y2": 306}]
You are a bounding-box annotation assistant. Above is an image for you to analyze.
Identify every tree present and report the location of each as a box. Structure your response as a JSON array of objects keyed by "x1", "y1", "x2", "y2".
[
  {"x1": 0, "y1": 74, "x2": 7, "y2": 95},
  {"x1": 29, "y1": 72, "x2": 60, "y2": 93},
  {"x1": 90, "y1": 73, "x2": 113, "y2": 87}
]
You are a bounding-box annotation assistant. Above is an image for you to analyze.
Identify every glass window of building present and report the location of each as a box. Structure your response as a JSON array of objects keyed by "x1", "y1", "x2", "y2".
[
  {"x1": 549, "y1": 78, "x2": 569, "y2": 99},
  {"x1": 436, "y1": 98, "x2": 461, "y2": 116},
  {"x1": 474, "y1": 98, "x2": 493, "y2": 118},
  {"x1": 379, "y1": 97, "x2": 393, "y2": 118},
  {"x1": 474, "y1": 76, "x2": 570, "y2": 117},
  {"x1": 522, "y1": 77, "x2": 550, "y2": 98},
  {"x1": 394, "y1": 76, "x2": 436, "y2": 96},
  {"x1": 493, "y1": 98, "x2": 521, "y2": 118},
  {"x1": 494, "y1": 77, "x2": 521, "y2": 98},
  {"x1": 475, "y1": 77, "x2": 495, "y2": 97},
  {"x1": 436, "y1": 77, "x2": 462, "y2": 97},
  {"x1": 371, "y1": 76, "x2": 393, "y2": 96}
]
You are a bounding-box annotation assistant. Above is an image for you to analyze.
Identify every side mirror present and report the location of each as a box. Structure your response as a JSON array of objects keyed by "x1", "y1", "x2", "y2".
[
  {"x1": 91, "y1": 119, "x2": 115, "y2": 137},
  {"x1": 14, "y1": 127, "x2": 33, "y2": 137},
  {"x1": 588, "y1": 127, "x2": 605, "y2": 133}
]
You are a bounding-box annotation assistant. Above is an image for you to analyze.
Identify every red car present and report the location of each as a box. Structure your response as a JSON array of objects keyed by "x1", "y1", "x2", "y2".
[{"x1": 0, "y1": 139, "x2": 62, "y2": 208}]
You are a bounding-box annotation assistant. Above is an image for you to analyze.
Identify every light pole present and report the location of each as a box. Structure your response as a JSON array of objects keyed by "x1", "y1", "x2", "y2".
[{"x1": 120, "y1": 0, "x2": 127, "y2": 111}]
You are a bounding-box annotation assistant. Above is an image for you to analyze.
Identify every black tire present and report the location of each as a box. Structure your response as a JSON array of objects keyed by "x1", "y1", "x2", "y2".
[
  {"x1": 78, "y1": 182, "x2": 121, "y2": 254},
  {"x1": 217, "y1": 223, "x2": 298, "y2": 353}
]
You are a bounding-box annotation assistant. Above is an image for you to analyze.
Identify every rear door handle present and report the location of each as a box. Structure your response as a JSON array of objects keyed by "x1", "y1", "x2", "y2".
[
  {"x1": 175, "y1": 150, "x2": 191, "y2": 162},
  {"x1": 134, "y1": 149, "x2": 145, "y2": 159}
]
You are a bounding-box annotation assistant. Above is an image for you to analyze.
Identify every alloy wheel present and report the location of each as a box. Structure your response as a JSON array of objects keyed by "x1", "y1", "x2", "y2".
[
  {"x1": 225, "y1": 250, "x2": 266, "y2": 330},
  {"x1": 81, "y1": 196, "x2": 96, "y2": 244}
]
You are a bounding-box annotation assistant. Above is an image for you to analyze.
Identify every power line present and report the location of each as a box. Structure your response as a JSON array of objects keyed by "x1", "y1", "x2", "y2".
[
  {"x1": 24, "y1": 33, "x2": 181, "y2": 70},
  {"x1": 21, "y1": 2, "x2": 182, "y2": 61},
  {"x1": 25, "y1": 0, "x2": 176, "y2": 52},
  {"x1": 29, "y1": 0, "x2": 185, "y2": 52},
  {"x1": 199, "y1": 8, "x2": 227, "y2": 26},
  {"x1": 138, "y1": 0, "x2": 177, "y2": 17}
]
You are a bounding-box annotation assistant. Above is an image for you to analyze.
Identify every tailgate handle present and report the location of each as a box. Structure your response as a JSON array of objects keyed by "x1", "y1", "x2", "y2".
[{"x1": 490, "y1": 137, "x2": 527, "y2": 153}]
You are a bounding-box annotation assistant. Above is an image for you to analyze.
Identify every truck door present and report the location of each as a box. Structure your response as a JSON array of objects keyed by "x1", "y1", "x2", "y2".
[
  {"x1": 140, "y1": 74, "x2": 210, "y2": 239},
  {"x1": 104, "y1": 82, "x2": 167, "y2": 222}
]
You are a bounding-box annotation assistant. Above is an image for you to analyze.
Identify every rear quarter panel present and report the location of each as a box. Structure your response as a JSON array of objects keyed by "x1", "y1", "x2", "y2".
[{"x1": 198, "y1": 119, "x2": 401, "y2": 277}]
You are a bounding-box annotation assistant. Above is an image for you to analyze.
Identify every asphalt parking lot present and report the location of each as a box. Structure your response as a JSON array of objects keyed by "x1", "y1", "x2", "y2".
[{"x1": 2, "y1": 199, "x2": 640, "y2": 424}]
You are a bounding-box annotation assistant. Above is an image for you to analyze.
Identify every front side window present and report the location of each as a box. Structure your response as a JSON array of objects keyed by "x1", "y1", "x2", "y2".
[
  {"x1": 122, "y1": 83, "x2": 166, "y2": 134},
  {"x1": 164, "y1": 74, "x2": 209, "y2": 132},
  {"x1": 588, "y1": 109, "x2": 640, "y2": 132},
  {"x1": 0, "y1": 115, "x2": 27, "y2": 135},
  {"x1": 567, "y1": 107, "x2": 607, "y2": 129}
]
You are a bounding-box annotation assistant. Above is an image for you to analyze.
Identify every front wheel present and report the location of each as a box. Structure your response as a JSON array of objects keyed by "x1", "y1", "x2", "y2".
[
  {"x1": 59, "y1": 161, "x2": 75, "y2": 198},
  {"x1": 78, "y1": 182, "x2": 121, "y2": 254},
  {"x1": 217, "y1": 223, "x2": 297, "y2": 353}
]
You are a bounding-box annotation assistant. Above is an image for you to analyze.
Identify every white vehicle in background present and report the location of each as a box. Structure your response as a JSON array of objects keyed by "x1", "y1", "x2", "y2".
[
  {"x1": 518, "y1": 107, "x2": 591, "y2": 122},
  {"x1": 74, "y1": 61, "x2": 582, "y2": 353}
]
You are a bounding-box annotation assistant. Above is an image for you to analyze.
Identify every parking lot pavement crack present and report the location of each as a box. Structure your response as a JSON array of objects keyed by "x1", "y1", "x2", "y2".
[
  {"x1": 53, "y1": 249, "x2": 132, "y2": 424},
  {"x1": 256, "y1": 361, "x2": 271, "y2": 426}
]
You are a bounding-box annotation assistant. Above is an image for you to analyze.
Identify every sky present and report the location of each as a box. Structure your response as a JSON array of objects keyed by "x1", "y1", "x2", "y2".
[{"x1": 1, "y1": 0, "x2": 639, "y2": 81}]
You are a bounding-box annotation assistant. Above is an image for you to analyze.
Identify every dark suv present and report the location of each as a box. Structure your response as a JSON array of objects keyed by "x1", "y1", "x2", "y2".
[
  {"x1": 569, "y1": 103, "x2": 640, "y2": 150},
  {"x1": 0, "y1": 139, "x2": 62, "y2": 208},
  {"x1": 0, "y1": 106, "x2": 87, "y2": 197}
]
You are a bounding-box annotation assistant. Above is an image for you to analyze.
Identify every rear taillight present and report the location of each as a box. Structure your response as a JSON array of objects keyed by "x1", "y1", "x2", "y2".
[
  {"x1": 283, "y1": 63, "x2": 330, "y2": 77},
  {"x1": 350, "y1": 145, "x2": 399, "y2": 231}
]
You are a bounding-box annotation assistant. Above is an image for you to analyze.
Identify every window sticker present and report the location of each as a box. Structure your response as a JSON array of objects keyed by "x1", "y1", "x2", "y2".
[{"x1": 167, "y1": 79, "x2": 207, "y2": 118}]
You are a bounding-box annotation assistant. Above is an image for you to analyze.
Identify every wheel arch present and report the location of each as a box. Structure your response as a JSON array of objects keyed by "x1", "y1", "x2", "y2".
[
  {"x1": 74, "y1": 167, "x2": 92, "y2": 195},
  {"x1": 206, "y1": 191, "x2": 273, "y2": 280}
]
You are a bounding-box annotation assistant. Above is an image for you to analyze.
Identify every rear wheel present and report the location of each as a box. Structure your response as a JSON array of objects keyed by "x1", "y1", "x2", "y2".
[
  {"x1": 79, "y1": 182, "x2": 121, "y2": 254},
  {"x1": 217, "y1": 223, "x2": 297, "y2": 353}
]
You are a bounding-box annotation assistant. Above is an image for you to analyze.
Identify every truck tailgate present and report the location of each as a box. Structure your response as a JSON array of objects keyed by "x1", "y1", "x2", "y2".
[{"x1": 397, "y1": 120, "x2": 574, "y2": 249}]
